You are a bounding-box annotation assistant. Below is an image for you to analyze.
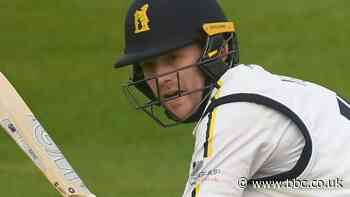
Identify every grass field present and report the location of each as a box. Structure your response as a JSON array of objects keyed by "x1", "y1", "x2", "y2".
[{"x1": 0, "y1": 0, "x2": 349, "y2": 196}]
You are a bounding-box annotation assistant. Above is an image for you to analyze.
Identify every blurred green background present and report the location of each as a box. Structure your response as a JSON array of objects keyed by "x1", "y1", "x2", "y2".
[{"x1": 0, "y1": 0, "x2": 349, "y2": 196}]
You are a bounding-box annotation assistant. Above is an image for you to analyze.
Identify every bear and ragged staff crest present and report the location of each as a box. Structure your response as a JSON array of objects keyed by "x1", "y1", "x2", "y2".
[{"x1": 134, "y1": 4, "x2": 151, "y2": 34}]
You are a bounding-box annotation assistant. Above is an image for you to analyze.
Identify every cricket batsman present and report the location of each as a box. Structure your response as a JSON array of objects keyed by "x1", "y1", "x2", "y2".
[{"x1": 114, "y1": 0, "x2": 350, "y2": 196}]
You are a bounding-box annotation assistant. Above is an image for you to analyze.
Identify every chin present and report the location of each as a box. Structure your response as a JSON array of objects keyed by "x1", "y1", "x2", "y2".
[{"x1": 166, "y1": 97, "x2": 195, "y2": 121}]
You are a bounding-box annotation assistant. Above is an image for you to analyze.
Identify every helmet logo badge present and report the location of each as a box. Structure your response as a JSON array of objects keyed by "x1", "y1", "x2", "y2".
[{"x1": 134, "y1": 4, "x2": 150, "y2": 34}]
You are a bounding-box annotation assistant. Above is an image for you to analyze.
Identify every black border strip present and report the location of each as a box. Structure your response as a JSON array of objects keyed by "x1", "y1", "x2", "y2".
[
  {"x1": 203, "y1": 93, "x2": 312, "y2": 182},
  {"x1": 191, "y1": 188, "x2": 196, "y2": 197},
  {"x1": 203, "y1": 112, "x2": 213, "y2": 158},
  {"x1": 338, "y1": 98, "x2": 350, "y2": 120}
]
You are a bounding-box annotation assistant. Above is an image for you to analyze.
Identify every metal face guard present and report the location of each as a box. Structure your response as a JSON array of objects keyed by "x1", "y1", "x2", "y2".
[{"x1": 122, "y1": 51, "x2": 235, "y2": 127}]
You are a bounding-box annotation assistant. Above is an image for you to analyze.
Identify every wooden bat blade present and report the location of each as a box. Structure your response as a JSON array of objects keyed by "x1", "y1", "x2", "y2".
[{"x1": 0, "y1": 72, "x2": 96, "y2": 197}]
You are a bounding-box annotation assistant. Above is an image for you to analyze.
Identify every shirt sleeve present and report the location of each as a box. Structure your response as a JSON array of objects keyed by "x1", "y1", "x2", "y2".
[{"x1": 182, "y1": 101, "x2": 303, "y2": 197}]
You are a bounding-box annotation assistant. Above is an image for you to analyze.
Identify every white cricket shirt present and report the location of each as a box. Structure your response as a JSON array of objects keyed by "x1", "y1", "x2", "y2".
[{"x1": 182, "y1": 64, "x2": 350, "y2": 197}]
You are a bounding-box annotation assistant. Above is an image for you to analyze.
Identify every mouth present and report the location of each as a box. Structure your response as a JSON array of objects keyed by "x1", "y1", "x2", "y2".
[{"x1": 162, "y1": 90, "x2": 186, "y2": 100}]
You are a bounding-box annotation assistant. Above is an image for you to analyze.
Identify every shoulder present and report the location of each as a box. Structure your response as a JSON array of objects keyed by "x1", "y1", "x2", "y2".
[
  {"x1": 199, "y1": 92, "x2": 291, "y2": 144},
  {"x1": 202, "y1": 64, "x2": 299, "y2": 139},
  {"x1": 221, "y1": 64, "x2": 274, "y2": 84},
  {"x1": 215, "y1": 64, "x2": 280, "y2": 98},
  {"x1": 211, "y1": 99, "x2": 288, "y2": 134}
]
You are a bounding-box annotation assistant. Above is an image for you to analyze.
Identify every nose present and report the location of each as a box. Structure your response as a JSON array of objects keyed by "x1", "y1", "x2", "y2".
[{"x1": 151, "y1": 63, "x2": 178, "y2": 97}]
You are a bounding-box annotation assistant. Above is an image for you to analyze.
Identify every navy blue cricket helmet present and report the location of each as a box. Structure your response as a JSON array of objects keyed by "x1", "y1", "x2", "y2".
[{"x1": 114, "y1": 0, "x2": 239, "y2": 127}]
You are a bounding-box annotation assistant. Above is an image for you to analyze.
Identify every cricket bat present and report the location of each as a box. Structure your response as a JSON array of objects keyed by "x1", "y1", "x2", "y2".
[{"x1": 0, "y1": 72, "x2": 96, "y2": 197}]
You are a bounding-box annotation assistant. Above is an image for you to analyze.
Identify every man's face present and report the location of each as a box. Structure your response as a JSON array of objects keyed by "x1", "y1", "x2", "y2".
[{"x1": 141, "y1": 44, "x2": 205, "y2": 121}]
